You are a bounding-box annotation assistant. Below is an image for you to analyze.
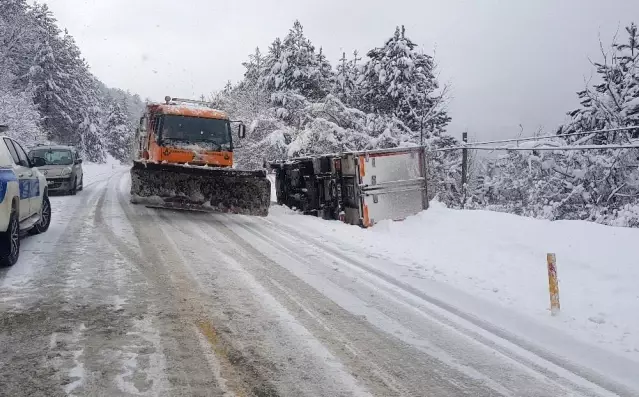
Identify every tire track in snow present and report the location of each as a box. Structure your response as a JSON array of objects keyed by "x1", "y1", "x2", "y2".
[
  {"x1": 0, "y1": 172, "x2": 136, "y2": 396},
  {"x1": 217, "y1": 215, "x2": 572, "y2": 397},
  {"x1": 46, "y1": 170, "x2": 165, "y2": 396},
  {"x1": 155, "y1": 211, "x2": 380, "y2": 397},
  {"x1": 92, "y1": 171, "x2": 171, "y2": 396},
  {"x1": 107, "y1": 172, "x2": 280, "y2": 397},
  {"x1": 173, "y1": 212, "x2": 510, "y2": 397},
  {"x1": 98, "y1": 172, "x2": 235, "y2": 396},
  {"x1": 0, "y1": 177, "x2": 111, "y2": 298},
  {"x1": 255, "y1": 214, "x2": 632, "y2": 397}
]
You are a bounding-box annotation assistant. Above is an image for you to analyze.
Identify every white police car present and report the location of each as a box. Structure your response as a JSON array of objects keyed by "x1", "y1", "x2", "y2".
[{"x1": 0, "y1": 132, "x2": 51, "y2": 267}]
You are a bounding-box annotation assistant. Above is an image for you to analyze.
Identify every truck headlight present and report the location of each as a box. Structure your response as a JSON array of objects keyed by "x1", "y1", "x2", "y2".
[{"x1": 62, "y1": 167, "x2": 72, "y2": 176}]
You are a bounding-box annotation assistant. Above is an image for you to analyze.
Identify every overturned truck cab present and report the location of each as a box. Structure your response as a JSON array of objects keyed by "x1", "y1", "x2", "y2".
[{"x1": 271, "y1": 146, "x2": 428, "y2": 227}]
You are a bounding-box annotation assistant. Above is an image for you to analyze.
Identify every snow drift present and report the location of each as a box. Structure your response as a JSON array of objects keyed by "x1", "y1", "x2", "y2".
[{"x1": 268, "y1": 201, "x2": 639, "y2": 365}]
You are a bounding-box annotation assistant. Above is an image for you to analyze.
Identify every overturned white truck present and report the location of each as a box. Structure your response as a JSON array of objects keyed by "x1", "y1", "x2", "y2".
[{"x1": 270, "y1": 147, "x2": 428, "y2": 227}]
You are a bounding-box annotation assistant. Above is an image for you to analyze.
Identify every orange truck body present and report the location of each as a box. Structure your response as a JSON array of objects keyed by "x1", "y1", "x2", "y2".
[
  {"x1": 130, "y1": 97, "x2": 270, "y2": 216},
  {"x1": 138, "y1": 103, "x2": 233, "y2": 167}
]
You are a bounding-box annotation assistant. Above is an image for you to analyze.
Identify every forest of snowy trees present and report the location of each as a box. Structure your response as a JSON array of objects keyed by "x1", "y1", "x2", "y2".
[
  {"x1": 214, "y1": 20, "x2": 638, "y2": 227},
  {"x1": 469, "y1": 23, "x2": 639, "y2": 227},
  {"x1": 207, "y1": 20, "x2": 639, "y2": 227},
  {"x1": 211, "y1": 22, "x2": 457, "y2": 168},
  {"x1": 211, "y1": 21, "x2": 461, "y2": 204},
  {"x1": 0, "y1": 1, "x2": 142, "y2": 162},
  {"x1": 1, "y1": 2, "x2": 637, "y2": 227}
]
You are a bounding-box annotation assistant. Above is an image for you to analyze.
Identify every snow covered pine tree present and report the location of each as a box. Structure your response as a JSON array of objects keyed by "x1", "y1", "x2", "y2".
[
  {"x1": 104, "y1": 100, "x2": 133, "y2": 162},
  {"x1": 475, "y1": 23, "x2": 639, "y2": 226},
  {"x1": 213, "y1": 20, "x2": 458, "y2": 196},
  {"x1": 359, "y1": 25, "x2": 450, "y2": 141},
  {"x1": 1, "y1": 1, "x2": 144, "y2": 161}
]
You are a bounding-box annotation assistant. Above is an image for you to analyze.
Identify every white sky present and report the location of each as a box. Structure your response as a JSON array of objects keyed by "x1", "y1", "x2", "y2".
[{"x1": 40, "y1": 0, "x2": 639, "y2": 140}]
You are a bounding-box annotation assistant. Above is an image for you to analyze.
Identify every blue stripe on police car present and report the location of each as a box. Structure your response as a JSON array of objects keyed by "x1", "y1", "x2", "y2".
[
  {"x1": 0, "y1": 169, "x2": 17, "y2": 203},
  {"x1": 19, "y1": 179, "x2": 39, "y2": 200}
]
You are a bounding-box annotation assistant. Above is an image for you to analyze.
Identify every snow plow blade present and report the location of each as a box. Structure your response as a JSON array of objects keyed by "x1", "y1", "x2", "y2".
[{"x1": 130, "y1": 161, "x2": 270, "y2": 216}]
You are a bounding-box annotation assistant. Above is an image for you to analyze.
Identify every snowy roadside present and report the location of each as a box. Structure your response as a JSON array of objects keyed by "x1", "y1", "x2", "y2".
[
  {"x1": 266, "y1": 202, "x2": 639, "y2": 366},
  {"x1": 81, "y1": 155, "x2": 129, "y2": 186},
  {"x1": 1, "y1": 158, "x2": 127, "y2": 292}
]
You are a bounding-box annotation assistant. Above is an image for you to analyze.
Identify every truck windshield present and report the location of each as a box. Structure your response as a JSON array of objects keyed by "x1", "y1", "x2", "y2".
[
  {"x1": 161, "y1": 115, "x2": 232, "y2": 150},
  {"x1": 28, "y1": 149, "x2": 74, "y2": 165}
]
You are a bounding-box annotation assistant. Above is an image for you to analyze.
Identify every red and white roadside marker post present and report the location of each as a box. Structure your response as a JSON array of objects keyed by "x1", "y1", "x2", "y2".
[{"x1": 547, "y1": 253, "x2": 560, "y2": 316}]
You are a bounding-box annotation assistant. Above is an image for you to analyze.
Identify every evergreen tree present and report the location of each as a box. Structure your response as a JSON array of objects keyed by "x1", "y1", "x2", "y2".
[
  {"x1": 21, "y1": 5, "x2": 93, "y2": 145},
  {"x1": 76, "y1": 100, "x2": 105, "y2": 162},
  {"x1": 360, "y1": 26, "x2": 450, "y2": 139},
  {"x1": 477, "y1": 23, "x2": 639, "y2": 227},
  {"x1": 262, "y1": 21, "x2": 333, "y2": 101},
  {"x1": 260, "y1": 37, "x2": 283, "y2": 93},
  {"x1": 104, "y1": 100, "x2": 132, "y2": 162},
  {"x1": 236, "y1": 47, "x2": 269, "y2": 120},
  {"x1": 28, "y1": 38, "x2": 73, "y2": 136},
  {"x1": 334, "y1": 50, "x2": 362, "y2": 106},
  {"x1": 242, "y1": 47, "x2": 266, "y2": 88},
  {"x1": 0, "y1": 49, "x2": 44, "y2": 144},
  {"x1": 0, "y1": 0, "x2": 28, "y2": 71},
  {"x1": 316, "y1": 47, "x2": 334, "y2": 97},
  {"x1": 562, "y1": 23, "x2": 639, "y2": 141}
]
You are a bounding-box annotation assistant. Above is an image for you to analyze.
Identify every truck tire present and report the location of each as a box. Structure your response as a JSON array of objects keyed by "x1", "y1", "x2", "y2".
[
  {"x1": 30, "y1": 195, "x2": 51, "y2": 235},
  {"x1": 0, "y1": 210, "x2": 20, "y2": 267}
]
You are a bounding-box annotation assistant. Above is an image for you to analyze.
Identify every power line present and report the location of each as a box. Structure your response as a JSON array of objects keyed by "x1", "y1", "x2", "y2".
[
  {"x1": 430, "y1": 125, "x2": 639, "y2": 152},
  {"x1": 462, "y1": 143, "x2": 639, "y2": 151}
]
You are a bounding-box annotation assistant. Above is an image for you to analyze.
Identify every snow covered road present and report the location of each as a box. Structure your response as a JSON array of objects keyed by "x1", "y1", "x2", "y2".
[{"x1": 0, "y1": 168, "x2": 636, "y2": 396}]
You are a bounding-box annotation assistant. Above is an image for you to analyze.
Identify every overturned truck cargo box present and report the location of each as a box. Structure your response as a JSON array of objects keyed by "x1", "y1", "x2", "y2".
[
  {"x1": 131, "y1": 161, "x2": 271, "y2": 216},
  {"x1": 271, "y1": 146, "x2": 428, "y2": 227},
  {"x1": 341, "y1": 147, "x2": 428, "y2": 227}
]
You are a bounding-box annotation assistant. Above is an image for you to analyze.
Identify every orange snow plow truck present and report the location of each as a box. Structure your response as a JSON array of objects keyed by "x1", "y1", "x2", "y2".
[{"x1": 130, "y1": 96, "x2": 270, "y2": 216}]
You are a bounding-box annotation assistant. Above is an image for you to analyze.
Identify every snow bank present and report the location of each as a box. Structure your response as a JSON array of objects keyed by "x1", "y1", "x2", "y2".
[{"x1": 269, "y1": 202, "x2": 639, "y2": 363}]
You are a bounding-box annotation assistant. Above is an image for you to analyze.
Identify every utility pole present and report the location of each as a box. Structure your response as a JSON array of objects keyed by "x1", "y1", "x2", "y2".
[
  {"x1": 461, "y1": 132, "x2": 468, "y2": 208},
  {"x1": 420, "y1": 114, "x2": 425, "y2": 147}
]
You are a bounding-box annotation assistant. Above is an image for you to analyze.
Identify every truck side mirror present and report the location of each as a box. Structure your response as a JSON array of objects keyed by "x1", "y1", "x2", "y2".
[{"x1": 238, "y1": 123, "x2": 247, "y2": 139}]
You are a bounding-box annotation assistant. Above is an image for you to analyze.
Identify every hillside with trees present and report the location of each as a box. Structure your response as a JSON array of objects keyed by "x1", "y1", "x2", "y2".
[
  {"x1": 5, "y1": 3, "x2": 634, "y2": 227},
  {"x1": 211, "y1": 22, "x2": 455, "y2": 164},
  {"x1": 0, "y1": 0, "x2": 142, "y2": 162},
  {"x1": 469, "y1": 23, "x2": 639, "y2": 227},
  {"x1": 210, "y1": 21, "x2": 460, "y2": 202}
]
